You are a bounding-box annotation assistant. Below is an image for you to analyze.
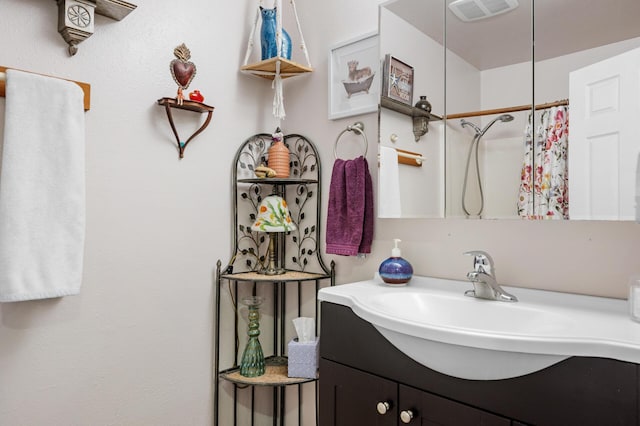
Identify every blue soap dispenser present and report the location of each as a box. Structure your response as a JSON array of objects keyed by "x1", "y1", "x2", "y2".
[{"x1": 379, "y1": 239, "x2": 413, "y2": 285}]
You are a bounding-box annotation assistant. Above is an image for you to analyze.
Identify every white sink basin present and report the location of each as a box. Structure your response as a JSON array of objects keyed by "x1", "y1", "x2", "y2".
[{"x1": 318, "y1": 275, "x2": 640, "y2": 380}]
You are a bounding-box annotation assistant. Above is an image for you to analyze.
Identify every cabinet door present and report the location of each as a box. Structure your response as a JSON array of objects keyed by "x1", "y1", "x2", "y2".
[
  {"x1": 320, "y1": 359, "x2": 397, "y2": 426},
  {"x1": 399, "y1": 384, "x2": 511, "y2": 426}
]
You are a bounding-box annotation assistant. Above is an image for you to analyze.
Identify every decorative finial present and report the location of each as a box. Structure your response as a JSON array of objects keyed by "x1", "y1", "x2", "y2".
[
  {"x1": 173, "y1": 43, "x2": 191, "y2": 61},
  {"x1": 272, "y1": 128, "x2": 283, "y2": 141}
]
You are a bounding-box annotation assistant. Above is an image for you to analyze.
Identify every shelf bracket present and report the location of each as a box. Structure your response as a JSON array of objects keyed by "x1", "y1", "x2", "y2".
[
  {"x1": 157, "y1": 97, "x2": 214, "y2": 159},
  {"x1": 55, "y1": 0, "x2": 137, "y2": 56}
]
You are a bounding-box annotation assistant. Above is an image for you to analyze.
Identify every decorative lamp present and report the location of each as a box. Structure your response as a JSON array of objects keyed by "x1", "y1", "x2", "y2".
[
  {"x1": 412, "y1": 95, "x2": 432, "y2": 142},
  {"x1": 251, "y1": 195, "x2": 296, "y2": 275}
]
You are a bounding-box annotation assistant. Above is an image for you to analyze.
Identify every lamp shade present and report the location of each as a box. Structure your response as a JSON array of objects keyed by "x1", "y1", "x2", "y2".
[{"x1": 251, "y1": 195, "x2": 297, "y2": 232}]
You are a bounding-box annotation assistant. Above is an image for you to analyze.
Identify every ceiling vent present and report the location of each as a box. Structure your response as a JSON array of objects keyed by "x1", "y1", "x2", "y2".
[{"x1": 448, "y1": 0, "x2": 519, "y2": 22}]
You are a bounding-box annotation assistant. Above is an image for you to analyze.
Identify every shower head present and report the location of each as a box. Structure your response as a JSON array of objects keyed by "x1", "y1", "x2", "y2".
[
  {"x1": 479, "y1": 114, "x2": 515, "y2": 136},
  {"x1": 460, "y1": 119, "x2": 481, "y2": 134},
  {"x1": 461, "y1": 114, "x2": 514, "y2": 137}
]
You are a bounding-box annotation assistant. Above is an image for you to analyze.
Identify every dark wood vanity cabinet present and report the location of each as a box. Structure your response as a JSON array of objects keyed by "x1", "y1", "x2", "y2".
[
  {"x1": 399, "y1": 383, "x2": 512, "y2": 425},
  {"x1": 321, "y1": 358, "x2": 511, "y2": 425},
  {"x1": 319, "y1": 302, "x2": 639, "y2": 426},
  {"x1": 320, "y1": 359, "x2": 397, "y2": 426}
]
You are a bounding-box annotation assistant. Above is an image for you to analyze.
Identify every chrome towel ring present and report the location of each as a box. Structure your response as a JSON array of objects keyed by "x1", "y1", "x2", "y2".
[{"x1": 334, "y1": 122, "x2": 368, "y2": 159}]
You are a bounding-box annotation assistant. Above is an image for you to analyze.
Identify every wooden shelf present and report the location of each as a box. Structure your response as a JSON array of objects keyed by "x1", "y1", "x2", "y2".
[
  {"x1": 156, "y1": 97, "x2": 214, "y2": 113},
  {"x1": 219, "y1": 356, "x2": 316, "y2": 387},
  {"x1": 381, "y1": 96, "x2": 443, "y2": 120},
  {"x1": 241, "y1": 57, "x2": 313, "y2": 81}
]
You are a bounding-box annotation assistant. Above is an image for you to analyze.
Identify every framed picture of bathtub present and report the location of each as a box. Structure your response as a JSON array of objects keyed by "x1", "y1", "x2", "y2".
[
  {"x1": 382, "y1": 54, "x2": 414, "y2": 105},
  {"x1": 328, "y1": 32, "x2": 380, "y2": 120}
]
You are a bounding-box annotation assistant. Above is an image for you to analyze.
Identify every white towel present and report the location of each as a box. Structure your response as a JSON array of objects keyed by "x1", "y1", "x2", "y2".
[
  {"x1": 0, "y1": 70, "x2": 85, "y2": 302},
  {"x1": 378, "y1": 146, "x2": 402, "y2": 217}
]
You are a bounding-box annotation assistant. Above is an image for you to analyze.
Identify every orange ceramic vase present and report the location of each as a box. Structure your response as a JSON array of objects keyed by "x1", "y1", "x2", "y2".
[{"x1": 268, "y1": 140, "x2": 290, "y2": 178}]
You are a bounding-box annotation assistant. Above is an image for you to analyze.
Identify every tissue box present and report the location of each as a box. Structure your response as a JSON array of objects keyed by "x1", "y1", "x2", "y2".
[{"x1": 287, "y1": 337, "x2": 319, "y2": 379}]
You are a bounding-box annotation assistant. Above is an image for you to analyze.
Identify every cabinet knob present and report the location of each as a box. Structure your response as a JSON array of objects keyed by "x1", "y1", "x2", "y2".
[
  {"x1": 400, "y1": 409, "x2": 415, "y2": 423},
  {"x1": 376, "y1": 401, "x2": 392, "y2": 415}
]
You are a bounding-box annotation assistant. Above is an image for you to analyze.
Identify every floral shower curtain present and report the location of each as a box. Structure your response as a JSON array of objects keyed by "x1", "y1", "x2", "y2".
[{"x1": 517, "y1": 106, "x2": 569, "y2": 219}]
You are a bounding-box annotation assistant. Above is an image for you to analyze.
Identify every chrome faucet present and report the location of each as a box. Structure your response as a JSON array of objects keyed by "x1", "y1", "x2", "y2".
[{"x1": 463, "y1": 251, "x2": 518, "y2": 302}]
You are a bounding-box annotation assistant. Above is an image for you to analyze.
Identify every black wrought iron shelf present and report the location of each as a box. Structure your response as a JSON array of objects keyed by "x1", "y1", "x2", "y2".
[
  {"x1": 237, "y1": 178, "x2": 318, "y2": 185},
  {"x1": 214, "y1": 132, "x2": 335, "y2": 425},
  {"x1": 221, "y1": 270, "x2": 331, "y2": 282},
  {"x1": 218, "y1": 356, "x2": 317, "y2": 387},
  {"x1": 381, "y1": 95, "x2": 443, "y2": 120}
]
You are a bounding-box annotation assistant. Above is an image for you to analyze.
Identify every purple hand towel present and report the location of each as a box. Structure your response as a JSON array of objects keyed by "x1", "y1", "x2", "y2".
[
  {"x1": 326, "y1": 156, "x2": 374, "y2": 256},
  {"x1": 359, "y1": 158, "x2": 374, "y2": 253}
]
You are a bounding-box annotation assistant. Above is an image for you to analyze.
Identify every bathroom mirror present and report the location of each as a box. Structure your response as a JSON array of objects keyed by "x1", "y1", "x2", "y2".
[
  {"x1": 379, "y1": 0, "x2": 446, "y2": 218},
  {"x1": 378, "y1": 0, "x2": 640, "y2": 220}
]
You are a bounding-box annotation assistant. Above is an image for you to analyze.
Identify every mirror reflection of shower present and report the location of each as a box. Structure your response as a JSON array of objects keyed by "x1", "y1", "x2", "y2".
[{"x1": 460, "y1": 114, "x2": 514, "y2": 218}]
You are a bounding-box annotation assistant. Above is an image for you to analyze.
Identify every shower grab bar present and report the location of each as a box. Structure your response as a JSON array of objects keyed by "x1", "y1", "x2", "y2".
[
  {"x1": 447, "y1": 99, "x2": 568, "y2": 120},
  {"x1": 0, "y1": 66, "x2": 91, "y2": 111}
]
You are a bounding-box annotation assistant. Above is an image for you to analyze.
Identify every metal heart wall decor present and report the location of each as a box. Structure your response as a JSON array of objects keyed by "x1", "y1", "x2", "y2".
[
  {"x1": 169, "y1": 43, "x2": 197, "y2": 89},
  {"x1": 171, "y1": 59, "x2": 196, "y2": 89}
]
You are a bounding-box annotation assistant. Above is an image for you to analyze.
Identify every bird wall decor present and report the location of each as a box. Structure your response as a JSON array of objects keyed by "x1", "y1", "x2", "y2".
[{"x1": 169, "y1": 43, "x2": 197, "y2": 105}]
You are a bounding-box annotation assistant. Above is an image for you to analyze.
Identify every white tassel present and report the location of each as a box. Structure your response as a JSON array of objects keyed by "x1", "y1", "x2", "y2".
[
  {"x1": 272, "y1": 61, "x2": 285, "y2": 119},
  {"x1": 272, "y1": 62, "x2": 286, "y2": 120}
]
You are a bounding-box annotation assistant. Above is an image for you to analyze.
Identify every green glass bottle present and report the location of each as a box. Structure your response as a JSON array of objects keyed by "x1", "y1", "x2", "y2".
[{"x1": 240, "y1": 296, "x2": 266, "y2": 377}]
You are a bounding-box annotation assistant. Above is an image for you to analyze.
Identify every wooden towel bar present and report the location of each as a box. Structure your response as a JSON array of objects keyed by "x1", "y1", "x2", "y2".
[{"x1": 0, "y1": 66, "x2": 91, "y2": 111}]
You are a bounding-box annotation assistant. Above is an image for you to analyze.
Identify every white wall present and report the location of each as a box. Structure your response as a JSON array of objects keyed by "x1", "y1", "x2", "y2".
[
  {"x1": 0, "y1": 0, "x2": 272, "y2": 424},
  {"x1": 2, "y1": 0, "x2": 640, "y2": 425}
]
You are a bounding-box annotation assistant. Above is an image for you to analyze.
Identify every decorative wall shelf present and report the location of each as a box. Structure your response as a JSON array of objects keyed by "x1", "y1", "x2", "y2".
[
  {"x1": 55, "y1": 0, "x2": 137, "y2": 56},
  {"x1": 54, "y1": 0, "x2": 137, "y2": 19},
  {"x1": 241, "y1": 57, "x2": 313, "y2": 81},
  {"x1": 381, "y1": 95, "x2": 442, "y2": 120},
  {"x1": 241, "y1": 0, "x2": 312, "y2": 120},
  {"x1": 95, "y1": 0, "x2": 136, "y2": 20},
  {"x1": 156, "y1": 97, "x2": 214, "y2": 159}
]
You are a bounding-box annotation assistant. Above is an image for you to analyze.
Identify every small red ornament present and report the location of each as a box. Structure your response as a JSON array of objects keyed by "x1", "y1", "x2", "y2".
[{"x1": 189, "y1": 90, "x2": 204, "y2": 102}]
